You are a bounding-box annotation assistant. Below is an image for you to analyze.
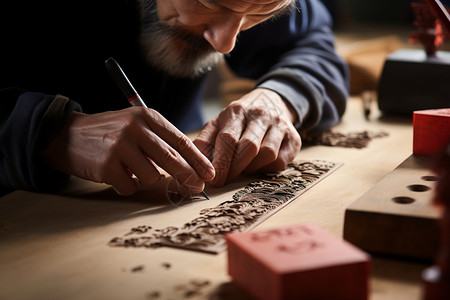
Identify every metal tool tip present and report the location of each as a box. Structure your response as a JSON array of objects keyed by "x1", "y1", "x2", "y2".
[{"x1": 201, "y1": 190, "x2": 210, "y2": 200}]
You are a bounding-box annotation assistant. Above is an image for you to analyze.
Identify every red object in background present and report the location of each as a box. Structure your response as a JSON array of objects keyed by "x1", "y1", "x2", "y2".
[
  {"x1": 410, "y1": 0, "x2": 450, "y2": 56},
  {"x1": 424, "y1": 0, "x2": 450, "y2": 35},
  {"x1": 410, "y1": 1, "x2": 444, "y2": 56},
  {"x1": 413, "y1": 108, "x2": 450, "y2": 155},
  {"x1": 226, "y1": 224, "x2": 370, "y2": 300}
]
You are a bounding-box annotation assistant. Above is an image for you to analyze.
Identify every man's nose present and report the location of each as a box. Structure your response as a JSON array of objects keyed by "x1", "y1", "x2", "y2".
[{"x1": 203, "y1": 14, "x2": 243, "y2": 54}]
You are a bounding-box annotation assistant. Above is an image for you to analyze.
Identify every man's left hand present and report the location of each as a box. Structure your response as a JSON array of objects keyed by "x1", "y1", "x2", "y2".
[{"x1": 194, "y1": 88, "x2": 302, "y2": 187}]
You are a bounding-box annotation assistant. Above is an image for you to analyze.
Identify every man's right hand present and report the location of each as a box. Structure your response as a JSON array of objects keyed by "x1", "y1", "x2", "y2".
[{"x1": 41, "y1": 106, "x2": 215, "y2": 195}]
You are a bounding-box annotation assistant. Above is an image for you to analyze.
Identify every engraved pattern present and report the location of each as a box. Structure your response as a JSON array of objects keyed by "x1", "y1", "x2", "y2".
[
  {"x1": 109, "y1": 160, "x2": 340, "y2": 253},
  {"x1": 305, "y1": 130, "x2": 388, "y2": 149},
  {"x1": 249, "y1": 225, "x2": 324, "y2": 254}
]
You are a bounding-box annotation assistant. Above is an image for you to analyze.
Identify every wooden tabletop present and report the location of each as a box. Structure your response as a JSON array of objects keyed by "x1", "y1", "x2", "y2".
[{"x1": 0, "y1": 97, "x2": 431, "y2": 300}]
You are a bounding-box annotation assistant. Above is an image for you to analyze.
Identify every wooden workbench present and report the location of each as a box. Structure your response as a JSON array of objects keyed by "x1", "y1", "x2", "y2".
[{"x1": 0, "y1": 97, "x2": 431, "y2": 300}]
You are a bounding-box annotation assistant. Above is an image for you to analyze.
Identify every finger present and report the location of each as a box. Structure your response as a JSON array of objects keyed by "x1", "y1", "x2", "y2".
[
  {"x1": 144, "y1": 109, "x2": 215, "y2": 181},
  {"x1": 139, "y1": 128, "x2": 207, "y2": 194},
  {"x1": 244, "y1": 124, "x2": 286, "y2": 173},
  {"x1": 226, "y1": 118, "x2": 268, "y2": 182},
  {"x1": 120, "y1": 143, "x2": 162, "y2": 187},
  {"x1": 193, "y1": 120, "x2": 219, "y2": 161},
  {"x1": 255, "y1": 128, "x2": 302, "y2": 173},
  {"x1": 210, "y1": 118, "x2": 244, "y2": 187},
  {"x1": 98, "y1": 130, "x2": 162, "y2": 192},
  {"x1": 107, "y1": 163, "x2": 139, "y2": 196}
]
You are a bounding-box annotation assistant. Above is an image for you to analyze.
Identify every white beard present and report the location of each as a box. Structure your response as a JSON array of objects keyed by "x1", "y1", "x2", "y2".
[{"x1": 138, "y1": 0, "x2": 223, "y2": 78}]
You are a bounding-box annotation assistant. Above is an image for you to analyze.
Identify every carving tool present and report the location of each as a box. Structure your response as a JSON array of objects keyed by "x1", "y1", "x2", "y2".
[
  {"x1": 105, "y1": 57, "x2": 147, "y2": 107},
  {"x1": 104, "y1": 57, "x2": 210, "y2": 200},
  {"x1": 362, "y1": 91, "x2": 373, "y2": 120}
]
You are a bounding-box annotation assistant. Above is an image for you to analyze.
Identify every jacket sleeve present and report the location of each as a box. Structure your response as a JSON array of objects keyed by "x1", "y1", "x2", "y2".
[
  {"x1": 0, "y1": 88, "x2": 81, "y2": 193},
  {"x1": 225, "y1": 0, "x2": 349, "y2": 134}
]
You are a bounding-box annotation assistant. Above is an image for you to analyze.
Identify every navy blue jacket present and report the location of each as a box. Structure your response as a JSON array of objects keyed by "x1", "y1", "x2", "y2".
[{"x1": 0, "y1": 0, "x2": 349, "y2": 194}]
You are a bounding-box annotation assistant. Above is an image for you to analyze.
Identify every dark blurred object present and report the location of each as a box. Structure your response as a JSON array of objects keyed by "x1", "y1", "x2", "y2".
[
  {"x1": 342, "y1": 0, "x2": 413, "y2": 24},
  {"x1": 378, "y1": 0, "x2": 450, "y2": 115},
  {"x1": 320, "y1": 0, "x2": 339, "y2": 25},
  {"x1": 377, "y1": 49, "x2": 450, "y2": 115},
  {"x1": 422, "y1": 142, "x2": 450, "y2": 300}
]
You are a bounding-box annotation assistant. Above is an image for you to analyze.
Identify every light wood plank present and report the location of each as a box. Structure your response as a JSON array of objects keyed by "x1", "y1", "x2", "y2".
[{"x1": 0, "y1": 98, "x2": 430, "y2": 300}]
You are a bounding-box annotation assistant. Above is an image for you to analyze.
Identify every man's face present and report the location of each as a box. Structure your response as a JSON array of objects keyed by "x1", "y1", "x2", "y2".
[{"x1": 139, "y1": 0, "x2": 294, "y2": 78}]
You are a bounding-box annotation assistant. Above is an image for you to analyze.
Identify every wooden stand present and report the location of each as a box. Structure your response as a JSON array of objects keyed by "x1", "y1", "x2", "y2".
[{"x1": 343, "y1": 155, "x2": 442, "y2": 261}]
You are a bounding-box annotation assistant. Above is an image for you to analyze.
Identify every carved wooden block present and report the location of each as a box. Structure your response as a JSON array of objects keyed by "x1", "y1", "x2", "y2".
[
  {"x1": 226, "y1": 224, "x2": 370, "y2": 300},
  {"x1": 109, "y1": 160, "x2": 341, "y2": 254},
  {"x1": 413, "y1": 108, "x2": 450, "y2": 155},
  {"x1": 344, "y1": 155, "x2": 442, "y2": 260}
]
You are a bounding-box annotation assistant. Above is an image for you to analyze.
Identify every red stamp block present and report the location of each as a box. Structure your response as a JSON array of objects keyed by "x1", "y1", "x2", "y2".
[
  {"x1": 226, "y1": 224, "x2": 370, "y2": 300},
  {"x1": 413, "y1": 108, "x2": 450, "y2": 155}
]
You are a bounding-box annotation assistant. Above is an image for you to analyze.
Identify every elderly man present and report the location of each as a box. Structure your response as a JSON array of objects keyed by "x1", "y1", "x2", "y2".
[{"x1": 0, "y1": 0, "x2": 348, "y2": 196}]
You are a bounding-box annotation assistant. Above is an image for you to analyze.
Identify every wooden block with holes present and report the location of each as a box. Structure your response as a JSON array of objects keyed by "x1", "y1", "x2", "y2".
[
  {"x1": 227, "y1": 224, "x2": 370, "y2": 300},
  {"x1": 344, "y1": 155, "x2": 442, "y2": 261}
]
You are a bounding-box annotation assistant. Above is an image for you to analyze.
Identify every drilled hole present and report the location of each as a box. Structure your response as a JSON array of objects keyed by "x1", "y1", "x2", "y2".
[
  {"x1": 392, "y1": 196, "x2": 415, "y2": 204},
  {"x1": 421, "y1": 175, "x2": 438, "y2": 182},
  {"x1": 407, "y1": 184, "x2": 431, "y2": 192}
]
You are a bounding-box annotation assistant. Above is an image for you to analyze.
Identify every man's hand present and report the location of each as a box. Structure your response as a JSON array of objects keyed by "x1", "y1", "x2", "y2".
[
  {"x1": 194, "y1": 88, "x2": 302, "y2": 187},
  {"x1": 42, "y1": 106, "x2": 215, "y2": 195}
]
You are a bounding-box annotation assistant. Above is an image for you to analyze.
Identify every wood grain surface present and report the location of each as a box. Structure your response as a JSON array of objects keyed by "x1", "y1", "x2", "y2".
[
  {"x1": 344, "y1": 154, "x2": 441, "y2": 260},
  {"x1": 0, "y1": 98, "x2": 431, "y2": 300}
]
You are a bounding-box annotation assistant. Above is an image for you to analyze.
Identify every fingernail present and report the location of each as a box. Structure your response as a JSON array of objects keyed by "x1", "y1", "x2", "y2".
[{"x1": 204, "y1": 166, "x2": 215, "y2": 181}]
